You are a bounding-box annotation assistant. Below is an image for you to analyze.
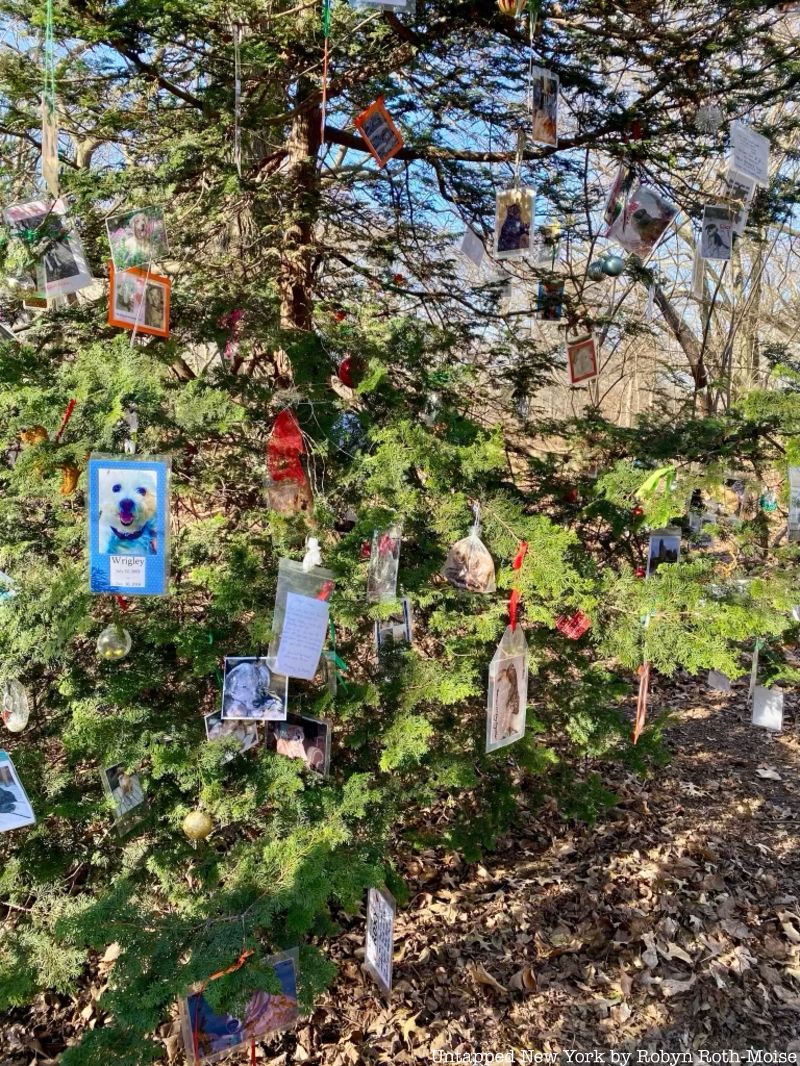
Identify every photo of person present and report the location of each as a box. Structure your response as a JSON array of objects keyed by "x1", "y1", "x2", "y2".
[
  {"x1": 204, "y1": 711, "x2": 260, "y2": 763},
  {"x1": 180, "y1": 951, "x2": 299, "y2": 1064},
  {"x1": 220, "y1": 657, "x2": 287, "y2": 722},
  {"x1": 107, "y1": 262, "x2": 171, "y2": 338},
  {"x1": 701, "y1": 204, "x2": 733, "y2": 261},
  {"x1": 100, "y1": 763, "x2": 145, "y2": 823},
  {"x1": 3, "y1": 198, "x2": 92, "y2": 299},
  {"x1": 531, "y1": 67, "x2": 558, "y2": 146},
  {"x1": 106, "y1": 207, "x2": 168, "y2": 269},
  {"x1": 567, "y1": 336, "x2": 598, "y2": 384},
  {"x1": 375, "y1": 597, "x2": 413, "y2": 651},
  {"x1": 494, "y1": 188, "x2": 534, "y2": 260},
  {"x1": 355, "y1": 98, "x2": 404, "y2": 167},
  {"x1": 536, "y1": 279, "x2": 564, "y2": 321},
  {"x1": 486, "y1": 628, "x2": 529, "y2": 753},
  {"x1": 266, "y1": 714, "x2": 331, "y2": 774},
  {"x1": 607, "y1": 182, "x2": 678, "y2": 259},
  {"x1": 0, "y1": 751, "x2": 36, "y2": 834},
  {"x1": 88, "y1": 456, "x2": 170, "y2": 596},
  {"x1": 367, "y1": 525, "x2": 402, "y2": 603},
  {"x1": 646, "y1": 529, "x2": 682, "y2": 576}
]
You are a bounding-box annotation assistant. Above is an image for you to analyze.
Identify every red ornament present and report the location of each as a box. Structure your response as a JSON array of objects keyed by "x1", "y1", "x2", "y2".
[
  {"x1": 338, "y1": 357, "x2": 354, "y2": 388},
  {"x1": 564, "y1": 489, "x2": 579, "y2": 504},
  {"x1": 267, "y1": 410, "x2": 305, "y2": 483},
  {"x1": 632, "y1": 506, "x2": 644, "y2": 518},
  {"x1": 555, "y1": 610, "x2": 591, "y2": 640},
  {"x1": 333, "y1": 309, "x2": 347, "y2": 323},
  {"x1": 393, "y1": 273, "x2": 406, "y2": 285},
  {"x1": 635, "y1": 566, "x2": 646, "y2": 578}
]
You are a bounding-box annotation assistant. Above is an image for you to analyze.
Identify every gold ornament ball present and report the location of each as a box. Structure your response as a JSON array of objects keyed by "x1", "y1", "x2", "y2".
[
  {"x1": 182, "y1": 810, "x2": 214, "y2": 841},
  {"x1": 96, "y1": 625, "x2": 132, "y2": 661}
]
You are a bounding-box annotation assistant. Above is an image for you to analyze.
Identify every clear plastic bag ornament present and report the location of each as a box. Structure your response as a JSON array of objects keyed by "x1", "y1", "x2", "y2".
[
  {"x1": 1, "y1": 679, "x2": 30, "y2": 732},
  {"x1": 441, "y1": 508, "x2": 496, "y2": 594}
]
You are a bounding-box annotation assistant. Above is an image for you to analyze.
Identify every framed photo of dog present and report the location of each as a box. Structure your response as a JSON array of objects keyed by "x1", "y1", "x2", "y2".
[
  {"x1": 88, "y1": 455, "x2": 171, "y2": 596},
  {"x1": 107, "y1": 261, "x2": 171, "y2": 338}
]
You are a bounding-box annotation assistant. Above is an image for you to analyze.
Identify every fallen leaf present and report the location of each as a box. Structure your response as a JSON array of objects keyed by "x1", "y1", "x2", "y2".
[
  {"x1": 466, "y1": 961, "x2": 507, "y2": 994},
  {"x1": 508, "y1": 965, "x2": 537, "y2": 993}
]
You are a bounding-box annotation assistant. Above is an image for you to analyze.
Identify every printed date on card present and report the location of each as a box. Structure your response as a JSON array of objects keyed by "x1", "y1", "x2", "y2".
[{"x1": 110, "y1": 555, "x2": 146, "y2": 588}]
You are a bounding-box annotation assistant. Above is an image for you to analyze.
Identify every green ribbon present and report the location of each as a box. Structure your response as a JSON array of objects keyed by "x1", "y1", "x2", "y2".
[
  {"x1": 321, "y1": 0, "x2": 333, "y2": 38},
  {"x1": 43, "y1": 0, "x2": 56, "y2": 117}
]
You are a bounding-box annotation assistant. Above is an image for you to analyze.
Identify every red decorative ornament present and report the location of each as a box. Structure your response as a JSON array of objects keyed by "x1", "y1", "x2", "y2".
[
  {"x1": 338, "y1": 357, "x2": 354, "y2": 388},
  {"x1": 555, "y1": 610, "x2": 592, "y2": 640},
  {"x1": 635, "y1": 566, "x2": 646, "y2": 578},
  {"x1": 267, "y1": 410, "x2": 305, "y2": 484},
  {"x1": 392, "y1": 273, "x2": 406, "y2": 285},
  {"x1": 564, "y1": 488, "x2": 579, "y2": 504},
  {"x1": 632, "y1": 506, "x2": 644, "y2": 518}
]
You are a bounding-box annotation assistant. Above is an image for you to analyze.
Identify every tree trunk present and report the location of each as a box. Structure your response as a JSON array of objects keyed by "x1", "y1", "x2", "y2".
[{"x1": 652, "y1": 283, "x2": 712, "y2": 415}]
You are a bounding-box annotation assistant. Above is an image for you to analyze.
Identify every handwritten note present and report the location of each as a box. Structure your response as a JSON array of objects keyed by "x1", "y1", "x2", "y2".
[
  {"x1": 730, "y1": 121, "x2": 770, "y2": 187},
  {"x1": 110, "y1": 555, "x2": 146, "y2": 588},
  {"x1": 273, "y1": 592, "x2": 330, "y2": 680},
  {"x1": 365, "y1": 887, "x2": 395, "y2": 996}
]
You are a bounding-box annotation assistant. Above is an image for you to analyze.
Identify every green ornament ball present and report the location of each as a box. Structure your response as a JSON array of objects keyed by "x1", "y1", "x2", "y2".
[
  {"x1": 602, "y1": 254, "x2": 625, "y2": 277},
  {"x1": 587, "y1": 261, "x2": 606, "y2": 282}
]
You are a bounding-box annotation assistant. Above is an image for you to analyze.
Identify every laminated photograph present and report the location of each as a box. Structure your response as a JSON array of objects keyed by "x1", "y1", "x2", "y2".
[
  {"x1": 375, "y1": 597, "x2": 413, "y2": 652},
  {"x1": 789, "y1": 466, "x2": 800, "y2": 543},
  {"x1": 204, "y1": 711, "x2": 260, "y2": 763},
  {"x1": 266, "y1": 713, "x2": 331, "y2": 774},
  {"x1": 723, "y1": 169, "x2": 756, "y2": 236},
  {"x1": 267, "y1": 559, "x2": 335, "y2": 664},
  {"x1": 730, "y1": 121, "x2": 770, "y2": 188},
  {"x1": 100, "y1": 763, "x2": 146, "y2": 828},
  {"x1": 351, "y1": 0, "x2": 415, "y2": 11},
  {"x1": 220, "y1": 657, "x2": 288, "y2": 722},
  {"x1": 494, "y1": 188, "x2": 534, "y2": 261},
  {"x1": 536, "y1": 279, "x2": 564, "y2": 321},
  {"x1": 603, "y1": 163, "x2": 636, "y2": 235},
  {"x1": 0, "y1": 750, "x2": 36, "y2": 834},
  {"x1": 88, "y1": 455, "x2": 171, "y2": 596},
  {"x1": 486, "y1": 624, "x2": 528, "y2": 753},
  {"x1": 354, "y1": 97, "x2": 404, "y2": 168},
  {"x1": 567, "y1": 335, "x2": 598, "y2": 385},
  {"x1": 701, "y1": 205, "x2": 734, "y2": 261},
  {"x1": 179, "y1": 949, "x2": 299, "y2": 1065},
  {"x1": 531, "y1": 67, "x2": 558, "y2": 146},
  {"x1": 367, "y1": 524, "x2": 402, "y2": 604},
  {"x1": 4, "y1": 197, "x2": 92, "y2": 299},
  {"x1": 108, "y1": 262, "x2": 171, "y2": 338},
  {"x1": 646, "y1": 527, "x2": 681, "y2": 577},
  {"x1": 752, "y1": 685, "x2": 783, "y2": 731},
  {"x1": 106, "y1": 207, "x2": 169, "y2": 270},
  {"x1": 365, "y1": 886, "x2": 396, "y2": 997},
  {"x1": 607, "y1": 182, "x2": 678, "y2": 259}
]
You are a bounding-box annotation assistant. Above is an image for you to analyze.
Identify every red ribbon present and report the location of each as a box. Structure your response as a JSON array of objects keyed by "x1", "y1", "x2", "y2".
[
  {"x1": 631, "y1": 661, "x2": 650, "y2": 745},
  {"x1": 53, "y1": 398, "x2": 76, "y2": 443},
  {"x1": 114, "y1": 595, "x2": 130, "y2": 613},
  {"x1": 192, "y1": 950, "x2": 255, "y2": 1063},
  {"x1": 509, "y1": 541, "x2": 528, "y2": 631},
  {"x1": 316, "y1": 580, "x2": 335, "y2": 601}
]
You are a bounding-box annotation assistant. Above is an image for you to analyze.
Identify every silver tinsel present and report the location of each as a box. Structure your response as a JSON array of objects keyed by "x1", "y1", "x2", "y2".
[{"x1": 695, "y1": 103, "x2": 723, "y2": 134}]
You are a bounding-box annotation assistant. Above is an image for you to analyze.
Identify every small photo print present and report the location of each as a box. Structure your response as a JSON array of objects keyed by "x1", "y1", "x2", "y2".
[
  {"x1": 221, "y1": 657, "x2": 288, "y2": 722},
  {"x1": 106, "y1": 206, "x2": 168, "y2": 270},
  {"x1": 3, "y1": 197, "x2": 92, "y2": 298},
  {"x1": 354, "y1": 97, "x2": 404, "y2": 168},
  {"x1": 459, "y1": 227, "x2": 485, "y2": 269},
  {"x1": 100, "y1": 763, "x2": 145, "y2": 824},
  {"x1": 536, "y1": 279, "x2": 564, "y2": 321},
  {"x1": 108, "y1": 262, "x2": 171, "y2": 338},
  {"x1": 204, "y1": 711, "x2": 260, "y2": 763},
  {"x1": 567, "y1": 335, "x2": 598, "y2": 384},
  {"x1": 607, "y1": 182, "x2": 678, "y2": 260},
  {"x1": 375, "y1": 598, "x2": 413, "y2": 652},
  {"x1": 701, "y1": 205, "x2": 733, "y2": 261},
  {"x1": 603, "y1": 163, "x2": 636, "y2": 233},
  {"x1": 367, "y1": 525, "x2": 402, "y2": 604},
  {"x1": 494, "y1": 188, "x2": 534, "y2": 260},
  {"x1": 88, "y1": 455, "x2": 170, "y2": 596},
  {"x1": 180, "y1": 949, "x2": 299, "y2": 1065},
  {"x1": 646, "y1": 529, "x2": 681, "y2": 577},
  {"x1": 266, "y1": 713, "x2": 331, "y2": 774},
  {"x1": 365, "y1": 887, "x2": 396, "y2": 998},
  {"x1": 531, "y1": 67, "x2": 558, "y2": 146},
  {"x1": 789, "y1": 466, "x2": 800, "y2": 537},
  {"x1": 0, "y1": 750, "x2": 35, "y2": 834},
  {"x1": 486, "y1": 642, "x2": 528, "y2": 753}
]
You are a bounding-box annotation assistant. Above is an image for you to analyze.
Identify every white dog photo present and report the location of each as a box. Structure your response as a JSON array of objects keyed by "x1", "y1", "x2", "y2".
[{"x1": 97, "y1": 467, "x2": 159, "y2": 556}]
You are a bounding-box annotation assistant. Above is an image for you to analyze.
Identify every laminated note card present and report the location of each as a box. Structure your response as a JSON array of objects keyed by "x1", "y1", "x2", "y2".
[
  {"x1": 273, "y1": 592, "x2": 330, "y2": 680},
  {"x1": 365, "y1": 886, "x2": 396, "y2": 997},
  {"x1": 752, "y1": 685, "x2": 783, "y2": 732},
  {"x1": 730, "y1": 121, "x2": 770, "y2": 188}
]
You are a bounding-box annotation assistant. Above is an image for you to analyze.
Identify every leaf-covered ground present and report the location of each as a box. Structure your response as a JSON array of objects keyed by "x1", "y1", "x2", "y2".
[{"x1": 4, "y1": 673, "x2": 800, "y2": 1063}]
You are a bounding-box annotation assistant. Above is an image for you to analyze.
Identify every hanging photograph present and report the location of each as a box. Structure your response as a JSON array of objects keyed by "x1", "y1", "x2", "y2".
[
  {"x1": 354, "y1": 97, "x2": 404, "y2": 168},
  {"x1": 603, "y1": 164, "x2": 637, "y2": 234},
  {"x1": 221, "y1": 657, "x2": 288, "y2": 722},
  {"x1": 531, "y1": 67, "x2": 558, "y2": 146},
  {"x1": 536, "y1": 279, "x2": 564, "y2": 321},
  {"x1": 486, "y1": 624, "x2": 529, "y2": 753},
  {"x1": 266, "y1": 713, "x2": 331, "y2": 774},
  {"x1": 789, "y1": 465, "x2": 800, "y2": 543},
  {"x1": 100, "y1": 763, "x2": 146, "y2": 826},
  {"x1": 179, "y1": 949, "x2": 299, "y2": 1065},
  {"x1": 4, "y1": 198, "x2": 92, "y2": 299},
  {"x1": 494, "y1": 187, "x2": 534, "y2": 261},
  {"x1": 0, "y1": 750, "x2": 35, "y2": 834},
  {"x1": 365, "y1": 886, "x2": 396, "y2": 997},
  {"x1": 567, "y1": 335, "x2": 598, "y2": 384},
  {"x1": 701, "y1": 205, "x2": 733, "y2": 261},
  {"x1": 375, "y1": 597, "x2": 413, "y2": 651},
  {"x1": 459, "y1": 227, "x2": 486, "y2": 269},
  {"x1": 646, "y1": 528, "x2": 681, "y2": 577},
  {"x1": 723, "y1": 169, "x2": 756, "y2": 236},
  {"x1": 606, "y1": 182, "x2": 678, "y2": 259},
  {"x1": 108, "y1": 262, "x2": 171, "y2": 338},
  {"x1": 351, "y1": 0, "x2": 415, "y2": 11},
  {"x1": 752, "y1": 685, "x2": 783, "y2": 731},
  {"x1": 367, "y1": 524, "x2": 402, "y2": 604},
  {"x1": 730, "y1": 121, "x2": 770, "y2": 187},
  {"x1": 88, "y1": 455, "x2": 171, "y2": 596},
  {"x1": 204, "y1": 711, "x2": 260, "y2": 763},
  {"x1": 106, "y1": 207, "x2": 169, "y2": 270}
]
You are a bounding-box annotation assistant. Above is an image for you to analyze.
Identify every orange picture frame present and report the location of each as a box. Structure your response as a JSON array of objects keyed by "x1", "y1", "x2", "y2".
[
  {"x1": 354, "y1": 97, "x2": 404, "y2": 168},
  {"x1": 567, "y1": 335, "x2": 598, "y2": 385},
  {"x1": 107, "y1": 261, "x2": 171, "y2": 338}
]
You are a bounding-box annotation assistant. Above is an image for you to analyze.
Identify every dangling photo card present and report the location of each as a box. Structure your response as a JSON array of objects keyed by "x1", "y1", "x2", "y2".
[
  {"x1": 701, "y1": 205, "x2": 733, "y2": 261},
  {"x1": 204, "y1": 711, "x2": 261, "y2": 763},
  {"x1": 367, "y1": 524, "x2": 402, "y2": 604},
  {"x1": 730, "y1": 121, "x2": 770, "y2": 188},
  {"x1": 494, "y1": 188, "x2": 534, "y2": 261},
  {"x1": 485, "y1": 625, "x2": 529, "y2": 753},
  {"x1": 221, "y1": 657, "x2": 288, "y2": 722},
  {"x1": 100, "y1": 762, "x2": 146, "y2": 830},
  {"x1": 354, "y1": 97, "x2": 404, "y2": 168},
  {"x1": 4, "y1": 197, "x2": 93, "y2": 299},
  {"x1": 567, "y1": 335, "x2": 598, "y2": 385},
  {"x1": 375, "y1": 597, "x2": 413, "y2": 652},
  {"x1": 88, "y1": 455, "x2": 171, "y2": 596},
  {"x1": 0, "y1": 750, "x2": 35, "y2": 834},
  {"x1": 536, "y1": 279, "x2": 564, "y2": 321},
  {"x1": 365, "y1": 887, "x2": 396, "y2": 998},
  {"x1": 606, "y1": 182, "x2": 678, "y2": 260},
  {"x1": 603, "y1": 164, "x2": 636, "y2": 234},
  {"x1": 106, "y1": 206, "x2": 168, "y2": 270},
  {"x1": 646, "y1": 528, "x2": 681, "y2": 577},
  {"x1": 266, "y1": 713, "x2": 331, "y2": 775},
  {"x1": 108, "y1": 261, "x2": 171, "y2": 338},
  {"x1": 531, "y1": 67, "x2": 558, "y2": 147}
]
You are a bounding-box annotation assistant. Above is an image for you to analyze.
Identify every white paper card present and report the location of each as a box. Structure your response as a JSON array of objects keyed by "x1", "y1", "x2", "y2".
[
  {"x1": 273, "y1": 591, "x2": 330, "y2": 680},
  {"x1": 707, "y1": 669, "x2": 732, "y2": 693},
  {"x1": 752, "y1": 685, "x2": 783, "y2": 731},
  {"x1": 365, "y1": 886, "x2": 396, "y2": 996},
  {"x1": 110, "y1": 555, "x2": 146, "y2": 588},
  {"x1": 701, "y1": 205, "x2": 733, "y2": 261},
  {"x1": 730, "y1": 121, "x2": 770, "y2": 187}
]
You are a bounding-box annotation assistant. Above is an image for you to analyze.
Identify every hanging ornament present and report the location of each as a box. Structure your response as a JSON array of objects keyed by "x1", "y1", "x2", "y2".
[
  {"x1": 338, "y1": 357, "x2": 354, "y2": 388},
  {"x1": 441, "y1": 505, "x2": 496, "y2": 594},
  {"x1": 96, "y1": 624, "x2": 132, "y2": 661},
  {"x1": 759, "y1": 489, "x2": 778, "y2": 513},
  {"x1": 59, "y1": 462, "x2": 80, "y2": 496},
  {"x1": 266, "y1": 409, "x2": 313, "y2": 515},
  {"x1": 1, "y1": 679, "x2": 30, "y2": 732},
  {"x1": 555, "y1": 610, "x2": 591, "y2": 640},
  {"x1": 182, "y1": 809, "x2": 214, "y2": 841},
  {"x1": 601, "y1": 253, "x2": 625, "y2": 277},
  {"x1": 694, "y1": 103, "x2": 723, "y2": 135},
  {"x1": 19, "y1": 425, "x2": 49, "y2": 446},
  {"x1": 587, "y1": 261, "x2": 606, "y2": 282}
]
